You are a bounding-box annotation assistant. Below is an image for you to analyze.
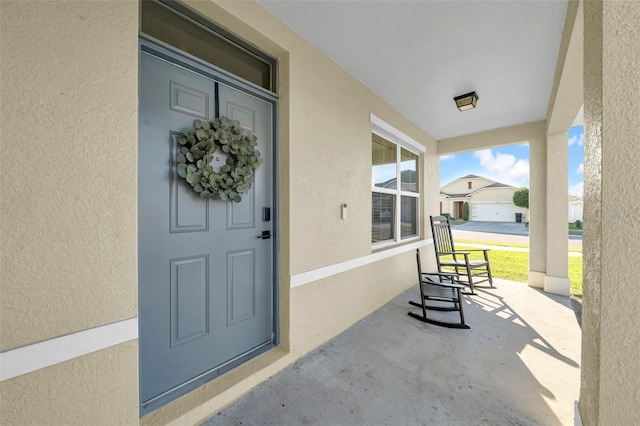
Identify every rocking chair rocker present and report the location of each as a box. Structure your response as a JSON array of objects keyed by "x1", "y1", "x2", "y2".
[{"x1": 408, "y1": 249, "x2": 469, "y2": 329}]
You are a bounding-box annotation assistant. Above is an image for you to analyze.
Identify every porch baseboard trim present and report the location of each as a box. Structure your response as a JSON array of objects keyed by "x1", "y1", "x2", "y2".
[
  {"x1": 528, "y1": 270, "x2": 545, "y2": 288},
  {"x1": 544, "y1": 275, "x2": 571, "y2": 296},
  {"x1": 291, "y1": 238, "x2": 433, "y2": 288},
  {"x1": 0, "y1": 317, "x2": 138, "y2": 382}
]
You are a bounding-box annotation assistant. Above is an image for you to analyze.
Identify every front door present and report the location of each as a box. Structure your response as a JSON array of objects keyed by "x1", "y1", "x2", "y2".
[{"x1": 138, "y1": 50, "x2": 275, "y2": 413}]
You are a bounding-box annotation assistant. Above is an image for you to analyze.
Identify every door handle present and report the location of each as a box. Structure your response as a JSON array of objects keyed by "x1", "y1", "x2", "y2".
[{"x1": 257, "y1": 231, "x2": 272, "y2": 240}]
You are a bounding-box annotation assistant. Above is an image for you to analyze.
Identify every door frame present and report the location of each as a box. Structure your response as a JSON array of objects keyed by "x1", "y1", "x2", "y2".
[
  {"x1": 455, "y1": 201, "x2": 464, "y2": 219},
  {"x1": 138, "y1": 36, "x2": 280, "y2": 415}
]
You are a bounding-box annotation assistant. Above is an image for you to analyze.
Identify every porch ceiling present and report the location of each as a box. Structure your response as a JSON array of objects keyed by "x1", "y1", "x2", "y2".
[{"x1": 258, "y1": 0, "x2": 569, "y2": 140}]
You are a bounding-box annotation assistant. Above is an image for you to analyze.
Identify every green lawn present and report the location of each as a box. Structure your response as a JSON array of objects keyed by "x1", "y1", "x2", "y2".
[{"x1": 455, "y1": 243, "x2": 583, "y2": 296}]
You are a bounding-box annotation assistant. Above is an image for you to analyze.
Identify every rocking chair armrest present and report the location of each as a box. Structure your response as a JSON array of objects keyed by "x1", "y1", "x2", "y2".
[
  {"x1": 421, "y1": 271, "x2": 458, "y2": 282},
  {"x1": 438, "y1": 251, "x2": 470, "y2": 255},
  {"x1": 459, "y1": 248, "x2": 491, "y2": 252},
  {"x1": 422, "y1": 271, "x2": 458, "y2": 277},
  {"x1": 421, "y1": 277, "x2": 465, "y2": 289}
]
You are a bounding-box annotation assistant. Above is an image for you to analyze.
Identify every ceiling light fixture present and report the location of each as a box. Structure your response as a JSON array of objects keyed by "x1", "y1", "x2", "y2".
[{"x1": 453, "y1": 91, "x2": 479, "y2": 111}]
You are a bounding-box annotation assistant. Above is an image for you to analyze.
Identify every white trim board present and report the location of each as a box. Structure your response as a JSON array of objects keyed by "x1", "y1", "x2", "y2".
[
  {"x1": 370, "y1": 113, "x2": 426, "y2": 154},
  {"x1": 291, "y1": 239, "x2": 433, "y2": 288},
  {"x1": 0, "y1": 317, "x2": 138, "y2": 382},
  {"x1": 1, "y1": 240, "x2": 434, "y2": 380}
]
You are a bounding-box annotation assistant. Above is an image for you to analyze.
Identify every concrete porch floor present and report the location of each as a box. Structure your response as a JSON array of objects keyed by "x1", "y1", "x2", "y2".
[{"x1": 203, "y1": 279, "x2": 581, "y2": 426}]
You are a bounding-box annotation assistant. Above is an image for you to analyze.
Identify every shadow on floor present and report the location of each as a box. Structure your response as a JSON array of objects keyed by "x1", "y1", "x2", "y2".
[{"x1": 203, "y1": 279, "x2": 581, "y2": 426}]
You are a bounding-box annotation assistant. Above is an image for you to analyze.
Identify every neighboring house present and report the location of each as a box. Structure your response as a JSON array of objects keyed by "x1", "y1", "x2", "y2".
[
  {"x1": 440, "y1": 174, "x2": 527, "y2": 222},
  {"x1": 569, "y1": 200, "x2": 583, "y2": 222}
]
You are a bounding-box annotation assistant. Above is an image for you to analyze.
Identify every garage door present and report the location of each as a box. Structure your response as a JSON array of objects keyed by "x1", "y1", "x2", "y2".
[{"x1": 471, "y1": 203, "x2": 522, "y2": 222}]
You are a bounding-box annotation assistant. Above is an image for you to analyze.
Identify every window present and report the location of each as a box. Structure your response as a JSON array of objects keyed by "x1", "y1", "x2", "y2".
[
  {"x1": 141, "y1": 0, "x2": 276, "y2": 91},
  {"x1": 371, "y1": 115, "x2": 424, "y2": 246},
  {"x1": 468, "y1": 181, "x2": 472, "y2": 189}
]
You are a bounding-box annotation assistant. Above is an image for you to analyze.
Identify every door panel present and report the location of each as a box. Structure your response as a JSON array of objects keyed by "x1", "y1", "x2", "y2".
[
  {"x1": 139, "y1": 52, "x2": 274, "y2": 408},
  {"x1": 170, "y1": 132, "x2": 210, "y2": 233},
  {"x1": 227, "y1": 249, "x2": 256, "y2": 325},
  {"x1": 170, "y1": 255, "x2": 209, "y2": 348}
]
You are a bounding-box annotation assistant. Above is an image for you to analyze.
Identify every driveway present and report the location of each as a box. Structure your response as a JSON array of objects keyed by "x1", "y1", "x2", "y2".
[{"x1": 452, "y1": 221, "x2": 529, "y2": 235}]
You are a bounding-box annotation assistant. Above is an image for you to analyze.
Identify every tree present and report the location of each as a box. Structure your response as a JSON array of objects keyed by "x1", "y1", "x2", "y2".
[
  {"x1": 462, "y1": 201, "x2": 469, "y2": 221},
  {"x1": 513, "y1": 187, "x2": 529, "y2": 223},
  {"x1": 513, "y1": 187, "x2": 529, "y2": 209}
]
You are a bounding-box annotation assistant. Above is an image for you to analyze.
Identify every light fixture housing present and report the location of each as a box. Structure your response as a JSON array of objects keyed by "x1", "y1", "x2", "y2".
[{"x1": 454, "y1": 91, "x2": 479, "y2": 111}]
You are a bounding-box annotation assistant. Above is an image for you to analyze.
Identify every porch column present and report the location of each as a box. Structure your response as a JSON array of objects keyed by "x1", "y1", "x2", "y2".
[
  {"x1": 544, "y1": 131, "x2": 570, "y2": 295},
  {"x1": 528, "y1": 136, "x2": 546, "y2": 288},
  {"x1": 580, "y1": 1, "x2": 640, "y2": 424}
]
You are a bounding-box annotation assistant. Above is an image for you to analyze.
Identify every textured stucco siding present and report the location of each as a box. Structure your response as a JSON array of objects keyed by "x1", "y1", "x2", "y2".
[
  {"x1": 438, "y1": 196, "x2": 454, "y2": 216},
  {"x1": 528, "y1": 136, "x2": 547, "y2": 277},
  {"x1": 0, "y1": 1, "x2": 140, "y2": 424},
  {"x1": 0, "y1": 342, "x2": 139, "y2": 426},
  {"x1": 0, "y1": 1, "x2": 139, "y2": 351},
  {"x1": 581, "y1": 1, "x2": 640, "y2": 425},
  {"x1": 470, "y1": 187, "x2": 517, "y2": 202},
  {"x1": 437, "y1": 121, "x2": 545, "y2": 156},
  {"x1": 441, "y1": 177, "x2": 492, "y2": 195},
  {"x1": 545, "y1": 131, "x2": 569, "y2": 281}
]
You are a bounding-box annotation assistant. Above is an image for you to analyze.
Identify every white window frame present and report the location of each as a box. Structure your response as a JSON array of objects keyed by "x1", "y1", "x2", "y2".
[{"x1": 371, "y1": 114, "x2": 425, "y2": 249}]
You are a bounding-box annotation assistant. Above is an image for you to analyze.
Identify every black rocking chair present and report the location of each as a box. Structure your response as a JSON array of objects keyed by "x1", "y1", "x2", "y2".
[
  {"x1": 430, "y1": 215, "x2": 494, "y2": 295},
  {"x1": 408, "y1": 249, "x2": 469, "y2": 329}
]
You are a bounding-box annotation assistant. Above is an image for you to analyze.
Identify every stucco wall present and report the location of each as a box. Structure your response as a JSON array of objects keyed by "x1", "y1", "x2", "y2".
[
  {"x1": 0, "y1": 342, "x2": 139, "y2": 425},
  {"x1": 545, "y1": 131, "x2": 569, "y2": 289},
  {"x1": 528, "y1": 136, "x2": 546, "y2": 283},
  {"x1": 0, "y1": 0, "x2": 138, "y2": 352},
  {"x1": 437, "y1": 121, "x2": 545, "y2": 156},
  {"x1": 470, "y1": 187, "x2": 517, "y2": 202},
  {"x1": 442, "y1": 177, "x2": 492, "y2": 195},
  {"x1": 0, "y1": 1, "x2": 140, "y2": 424},
  {"x1": 438, "y1": 197, "x2": 453, "y2": 216},
  {"x1": 581, "y1": 1, "x2": 640, "y2": 425}
]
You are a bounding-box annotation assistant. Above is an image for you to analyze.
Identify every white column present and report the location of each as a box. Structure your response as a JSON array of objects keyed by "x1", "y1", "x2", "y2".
[
  {"x1": 528, "y1": 137, "x2": 546, "y2": 288},
  {"x1": 544, "y1": 131, "x2": 570, "y2": 295}
]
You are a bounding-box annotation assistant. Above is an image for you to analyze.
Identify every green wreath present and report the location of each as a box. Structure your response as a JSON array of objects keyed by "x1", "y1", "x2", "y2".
[{"x1": 176, "y1": 116, "x2": 263, "y2": 202}]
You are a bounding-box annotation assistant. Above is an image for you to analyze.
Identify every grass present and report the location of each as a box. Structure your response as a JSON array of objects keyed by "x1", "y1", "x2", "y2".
[
  {"x1": 455, "y1": 242, "x2": 583, "y2": 296},
  {"x1": 569, "y1": 222, "x2": 584, "y2": 235}
]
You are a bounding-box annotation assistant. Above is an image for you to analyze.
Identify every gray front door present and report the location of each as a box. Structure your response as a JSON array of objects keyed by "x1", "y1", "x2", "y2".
[{"x1": 138, "y1": 50, "x2": 275, "y2": 412}]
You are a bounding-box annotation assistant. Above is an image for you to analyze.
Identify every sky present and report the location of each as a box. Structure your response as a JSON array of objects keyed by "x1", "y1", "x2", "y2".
[{"x1": 439, "y1": 125, "x2": 584, "y2": 197}]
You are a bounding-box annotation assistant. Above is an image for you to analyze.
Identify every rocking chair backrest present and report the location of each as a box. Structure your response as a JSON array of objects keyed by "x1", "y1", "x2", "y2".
[
  {"x1": 430, "y1": 215, "x2": 456, "y2": 255},
  {"x1": 416, "y1": 248, "x2": 424, "y2": 279}
]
